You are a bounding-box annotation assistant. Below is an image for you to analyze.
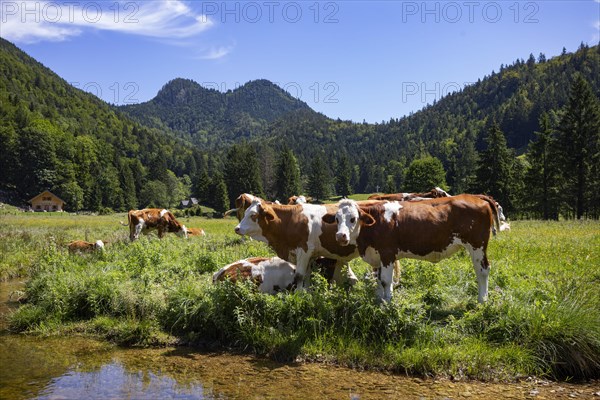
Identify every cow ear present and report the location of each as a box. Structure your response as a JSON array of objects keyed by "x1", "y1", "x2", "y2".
[
  {"x1": 322, "y1": 213, "x2": 336, "y2": 224},
  {"x1": 259, "y1": 204, "x2": 276, "y2": 221},
  {"x1": 359, "y1": 210, "x2": 376, "y2": 226}
]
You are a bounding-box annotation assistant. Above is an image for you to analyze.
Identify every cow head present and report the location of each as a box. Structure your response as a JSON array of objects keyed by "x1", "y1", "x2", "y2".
[
  {"x1": 234, "y1": 200, "x2": 276, "y2": 237},
  {"x1": 177, "y1": 225, "x2": 189, "y2": 238},
  {"x1": 323, "y1": 200, "x2": 375, "y2": 246},
  {"x1": 94, "y1": 240, "x2": 105, "y2": 250}
]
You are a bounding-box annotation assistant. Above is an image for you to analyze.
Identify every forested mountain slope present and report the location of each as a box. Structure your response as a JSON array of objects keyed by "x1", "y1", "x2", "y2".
[{"x1": 0, "y1": 38, "x2": 201, "y2": 211}]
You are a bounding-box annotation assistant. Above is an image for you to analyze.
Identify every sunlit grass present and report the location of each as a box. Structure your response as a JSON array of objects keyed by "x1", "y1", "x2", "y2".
[{"x1": 2, "y1": 212, "x2": 599, "y2": 380}]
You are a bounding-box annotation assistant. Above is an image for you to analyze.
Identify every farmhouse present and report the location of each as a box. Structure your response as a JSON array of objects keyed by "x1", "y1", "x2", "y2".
[
  {"x1": 179, "y1": 197, "x2": 199, "y2": 209},
  {"x1": 29, "y1": 190, "x2": 65, "y2": 212}
]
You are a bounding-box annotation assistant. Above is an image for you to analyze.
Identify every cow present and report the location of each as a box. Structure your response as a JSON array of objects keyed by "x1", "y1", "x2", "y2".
[
  {"x1": 68, "y1": 240, "x2": 105, "y2": 254},
  {"x1": 187, "y1": 227, "x2": 206, "y2": 237},
  {"x1": 288, "y1": 195, "x2": 308, "y2": 205},
  {"x1": 126, "y1": 208, "x2": 188, "y2": 241},
  {"x1": 234, "y1": 198, "x2": 364, "y2": 289},
  {"x1": 212, "y1": 257, "x2": 297, "y2": 294},
  {"x1": 323, "y1": 195, "x2": 500, "y2": 303},
  {"x1": 224, "y1": 193, "x2": 267, "y2": 222},
  {"x1": 368, "y1": 187, "x2": 451, "y2": 201}
]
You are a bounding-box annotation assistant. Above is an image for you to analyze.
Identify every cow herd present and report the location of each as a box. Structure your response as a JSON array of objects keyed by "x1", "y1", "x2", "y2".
[{"x1": 68, "y1": 189, "x2": 509, "y2": 304}]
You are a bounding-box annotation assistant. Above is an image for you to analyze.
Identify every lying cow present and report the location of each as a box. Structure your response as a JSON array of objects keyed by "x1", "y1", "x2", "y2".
[
  {"x1": 213, "y1": 257, "x2": 297, "y2": 294},
  {"x1": 126, "y1": 208, "x2": 188, "y2": 241},
  {"x1": 368, "y1": 187, "x2": 450, "y2": 201},
  {"x1": 187, "y1": 227, "x2": 206, "y2": 237},
  {"x1": 234, "y1": 198, "x2": 364, "y2": 289},
  {"x1": 324, "y1": 195, "x2": 500, "y2": 303},
  {"x1": 68, "y1": 240, "x2": 105, "y2": 254}
]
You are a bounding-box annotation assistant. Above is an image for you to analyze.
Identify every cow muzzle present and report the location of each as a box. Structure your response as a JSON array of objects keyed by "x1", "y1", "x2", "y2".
[{"x1": 336, "y1": 232, "x2": 350, "y2": 246}]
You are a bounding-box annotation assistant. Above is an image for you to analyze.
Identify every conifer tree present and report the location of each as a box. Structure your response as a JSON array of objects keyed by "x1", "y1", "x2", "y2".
[
  {"x1": 307, "y1": 154, "x2": 331, "y2": 201},
  {"x1": 335, "y1": 154, "x2": 353, "y2": 197},
  {"x1": 404, "y1": 156, "x2": 447, "y2": 193},
  {"x1": 556, "y1": 75, "x2": 600, "y2": 219},
  {"x1": 474, "y1": 121, "x2": 515, "y2": 211},
  {"x1": 224, "y1": 143, "x2": 264, "y2": 206},
  {"x1": 275, "y1": 146, "x2": 301, "y2": 201},
  {"x1": 523, "y1": 113, "x2": 560, "y2": 219}
]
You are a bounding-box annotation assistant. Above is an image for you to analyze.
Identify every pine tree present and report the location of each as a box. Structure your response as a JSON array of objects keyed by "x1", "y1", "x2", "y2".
[
  {"x1": 523, "y1": 113, "x2": 560, "y2": 219},
  {"x1": 335, "y1": 154, "x2": 352, "y2": 197},
  {"x1": 307, "y1": 155, "x2": 331, "y2": 201},
  {"x1": 275, "y1": 146, "x2": 301, "y2": 201},
  {"x1": 474, "y1": 121, "x2": 515, "y2": 211},
  {"x1": 208, "y1": 172, "x2": 229, "y2": 214},
  {"x1": 556, "y1": 75, "x2": 600, "y2": 219},
  {"x1": 224, "y1": 143, "x2": 264, "y2": 207}
]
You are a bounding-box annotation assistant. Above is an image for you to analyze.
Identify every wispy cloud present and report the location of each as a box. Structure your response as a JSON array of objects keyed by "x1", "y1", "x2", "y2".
[
  {"x1": 0, "y1": 1, "x2": 213, "y2": 44},
  {"x1": 198, "y1": 46, "x2": 233, "y2": 60}
]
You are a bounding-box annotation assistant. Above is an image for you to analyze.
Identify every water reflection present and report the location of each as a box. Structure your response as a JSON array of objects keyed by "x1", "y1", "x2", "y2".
[
  {"x1": 36, "y1": 362, "x2": 209, "y2": 400},
  {"x1": 1, "y1": 279, "x2": 599, "y2": 400}
]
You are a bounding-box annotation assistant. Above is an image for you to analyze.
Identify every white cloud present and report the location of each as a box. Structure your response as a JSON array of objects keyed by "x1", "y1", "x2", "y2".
[
  {"x1": 198, "y1": 46, "x2": 233, "y2": 60},
  {"x1": 0, "y1": 1, "x2": 213, "y2": 44}
]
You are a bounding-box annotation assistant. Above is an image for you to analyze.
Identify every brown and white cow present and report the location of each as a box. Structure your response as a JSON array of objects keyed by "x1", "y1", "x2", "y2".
[
  {"x1": 212, "y1": 257, "x2": 298, "y2": 294},
  {"x1": 368, "y1": 187, "x2": 451, "y2": 202},
  {"x1": 324, "y1": 195, "x2": 500, "y2": 303},
  {"x1": 187, "y1": 227, "x2": 206, "y2": 237},
  {"x1": 288, "y1": 195, "x2": 309, "y2": 205},
  {"x1": 234, "y1": 199, "x2": 360, "y2": 289},
  {"x1": 127, "y1": 208, "x2": 188, "y2": 241},
  {"x1": 68, "y1": 240, "x2": 105, "y2": 254}
]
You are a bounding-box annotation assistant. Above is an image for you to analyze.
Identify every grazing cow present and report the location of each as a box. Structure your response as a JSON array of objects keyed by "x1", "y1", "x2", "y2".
[
  {"x1": 213, "y1": 257, "x2": 297, "y2": 294},
  {"x1": 68, "y1": 240, "x2": 104, "y2": 254},
  {"x1": 368, "y1": 187, "x2": 450, "y2": 201},
  {"x1": 234, "y1": 199, "x2": 361, "y2": 289},
  {"x1": 324, "y1": 195, "x2": 500, "y2": 303},
  {"x1": 187, "y1": 227, "x2": 206, "y2": 237},
  {"x1": 127, "y1": 208, "x2": 188, "y2": 241}
]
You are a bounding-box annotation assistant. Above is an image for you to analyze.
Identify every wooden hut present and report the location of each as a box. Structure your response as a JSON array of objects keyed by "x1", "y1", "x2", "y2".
[{"x1": 29, "y1": 190, "x2": 65, "y2": 212}]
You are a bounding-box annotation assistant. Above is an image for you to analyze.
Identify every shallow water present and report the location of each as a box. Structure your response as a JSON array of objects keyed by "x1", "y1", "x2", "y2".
[{"x1": 1, "y1": 280, "x2": 598, "y2": 400}]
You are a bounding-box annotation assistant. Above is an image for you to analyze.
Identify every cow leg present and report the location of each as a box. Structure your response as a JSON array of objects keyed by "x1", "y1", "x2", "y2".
[
  {"x1": 332, "y1": 261, "x2": 358, "y2": 287},
  {"x1": 377, "y1": 262, "x2": 395, "y2": 302},
  {"x1": 133, "y1": 220, "x2": 144, "y2": 241},
  {"x1": 294, "y1": 249, "x2": 313, "y2": 290},
  {"x1": 469, "y1": 247, "x2": 490, "y2": 303}
]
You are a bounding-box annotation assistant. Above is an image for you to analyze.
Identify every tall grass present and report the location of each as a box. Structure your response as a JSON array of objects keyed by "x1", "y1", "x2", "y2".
[{"x1": 2, "y1": 213, "x2": 599, "y2": 380}]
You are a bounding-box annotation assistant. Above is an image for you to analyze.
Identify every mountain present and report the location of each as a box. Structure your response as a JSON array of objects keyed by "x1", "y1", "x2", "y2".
[
  {"x1": 0, "y1": 38, "x2": 201, "y2": 211},
  {"x1": 121, "y1": 78, "x2": 312, "y2": 146}
]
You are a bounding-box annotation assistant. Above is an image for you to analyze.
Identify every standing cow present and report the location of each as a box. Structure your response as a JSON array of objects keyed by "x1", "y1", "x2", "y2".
[
  {"x1": 126, "y1": 208, "x2": 188, "y2": 241},
  {"x1": 324, "y1": 195, "x2": 500, "y2": 303},
  {"x1": 234, "y1": 198, "x2": 360, "y2": 289}
]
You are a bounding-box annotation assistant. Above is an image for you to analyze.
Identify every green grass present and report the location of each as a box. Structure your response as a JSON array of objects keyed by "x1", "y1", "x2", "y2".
[{"x1": 1, "y1": 212, "x2": 599, "y2": 381}]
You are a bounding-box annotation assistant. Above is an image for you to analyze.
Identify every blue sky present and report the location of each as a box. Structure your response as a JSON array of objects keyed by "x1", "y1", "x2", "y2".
[{"x1": 1, "y1": 0, "x2": 598, "y2": 122}]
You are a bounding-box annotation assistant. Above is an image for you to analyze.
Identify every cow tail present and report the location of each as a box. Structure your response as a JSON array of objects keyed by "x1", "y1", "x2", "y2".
[{"x1": 480, "y1": 196, "x2": 501, "y2": 236}]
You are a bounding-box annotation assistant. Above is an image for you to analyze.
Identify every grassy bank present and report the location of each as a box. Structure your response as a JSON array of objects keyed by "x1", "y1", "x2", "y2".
[{"x1": 1, "y1": 211, "x2": 599, "y2": 380}]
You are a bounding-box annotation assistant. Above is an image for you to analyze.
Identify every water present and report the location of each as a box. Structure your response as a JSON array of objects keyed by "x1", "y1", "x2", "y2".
[{"x1": 1, "y1": 281, "x2": 598, "y2": 399}]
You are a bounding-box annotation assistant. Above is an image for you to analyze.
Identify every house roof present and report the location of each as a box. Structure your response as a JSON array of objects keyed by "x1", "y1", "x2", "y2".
[{"x1": 29, "y1": 190, "x2": 66, "y2": 204}]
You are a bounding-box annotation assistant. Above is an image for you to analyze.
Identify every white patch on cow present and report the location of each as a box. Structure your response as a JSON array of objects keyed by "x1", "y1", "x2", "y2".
[
  {"x1": 466, "y1": 246, "x2": 489, "y2": 303},
  {"x1": 235, "y1": 200, "x2": 267, "y2": 242},
  {"x1": 160, "y1": 209, "x2": 168, "y2": 217},
  {"x1": 434, "y1": 187, "x2": 451, "y2": 197},
  {"x1": 383, "y1": 201, "x2": 403, "y2": 223},
  {"x1": 500, "y1": 222, "x2": 511, "y2": 231},
  {"x1": 254, "y1": 257, "x2": 296, "y2": 294},
  {"x1": 363, "y1": 246, "x2": 381, "y2": 267},
  {"x1": 95, "y1": 240, "x2": 105, "y2": 250},
  {"x1": 334, "y1": 199, "x2": 361, "y2": 245},
  {"x1": 296, "y1": 196, "x2": 307, "y2": 204},
  {"x1": 134, "y1": 219, "x2": 145, "y2": 240},
  {"x1": 178, "y1": 225, "x2": 188, "y2": 238}
]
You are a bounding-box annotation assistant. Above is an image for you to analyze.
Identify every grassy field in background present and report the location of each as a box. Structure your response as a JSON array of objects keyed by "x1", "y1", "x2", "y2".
[{"x1": 1, "y1": 209, "x2": 599, "y2": 381}]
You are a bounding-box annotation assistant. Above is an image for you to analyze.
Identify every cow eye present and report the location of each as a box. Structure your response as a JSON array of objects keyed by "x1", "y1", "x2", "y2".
[{"x1": 350, "y1": 217, "x2": 356, "y2": 224}]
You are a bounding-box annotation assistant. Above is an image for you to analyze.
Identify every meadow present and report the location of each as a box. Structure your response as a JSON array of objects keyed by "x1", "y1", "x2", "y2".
[{"x1": 1, "y1": 207, "x2": 599, "y2": 381}]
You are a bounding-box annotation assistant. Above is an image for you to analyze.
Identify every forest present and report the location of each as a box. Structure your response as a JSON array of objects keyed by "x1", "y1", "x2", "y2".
[{"x1": 1, "y1": 37, "x2": 598, "y2": 219}]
